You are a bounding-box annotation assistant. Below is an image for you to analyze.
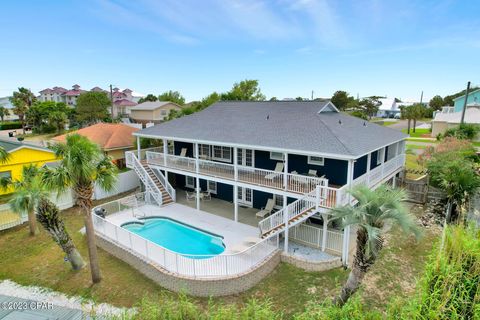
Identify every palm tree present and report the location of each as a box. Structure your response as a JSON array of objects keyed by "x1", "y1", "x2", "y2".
[
  {"x1": 331, "y1": 185, "x2": 421, "y2": 306},
  {"x1": 0, "y1": 106, "x2": 7, "y2": 122},
  {"x1": 9, "y1": 87, "x2": 36, "y2": 134},
  {"x1": 36, "y1": 197, "x2": 86, "y2": 270},
  {"x1": 42, "y1": 134, "x2": 118, "y2": 283},
  {"x1": 1, "y1": 164, "x2": 46, "y2": 236}
]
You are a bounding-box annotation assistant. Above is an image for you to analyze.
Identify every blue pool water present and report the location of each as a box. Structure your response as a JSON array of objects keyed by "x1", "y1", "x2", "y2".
[{"x1": 122, "y1": 217, "x2": 225, "y2": 258}]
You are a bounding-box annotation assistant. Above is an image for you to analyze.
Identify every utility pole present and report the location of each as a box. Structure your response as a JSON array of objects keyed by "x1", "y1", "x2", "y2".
[
  {"x1": 420, "y1": 91, "x2": 423, "y2": 104},
  {"x1": 311, "y1": 90, "x2": 314, "y2": 100},
  {"x1": 461, "y1": 81, "x2": 471, "y2": 125},
  {"x1": 109, "y1": 84, "x2": 114, "y2": 117}
]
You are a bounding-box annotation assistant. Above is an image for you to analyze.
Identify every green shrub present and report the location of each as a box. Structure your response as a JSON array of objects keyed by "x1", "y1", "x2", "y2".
[
  {"x1": 0, "y1": 121, "x2": 22, "y2": 130},
  {"x1": 443, "y1": 124, "x2": 480, "y2": 140}
]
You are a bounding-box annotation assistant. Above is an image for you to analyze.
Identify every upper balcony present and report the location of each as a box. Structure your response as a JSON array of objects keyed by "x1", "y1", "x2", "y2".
[{"x1": 128, "y1": 144, "x2": 406, "y2": 209}]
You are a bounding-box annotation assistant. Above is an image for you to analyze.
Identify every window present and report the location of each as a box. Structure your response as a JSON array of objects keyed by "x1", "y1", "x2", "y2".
[
  {"x1": 160, "y1": 110, "x2": 167, "y2": 116},
  {"x1": 199, "y1": 144, "x2": 211, "y2": 159},
  {"x1": 270, "y1": 152, "x2": 284, "y2": 161},
  {"x1": 185, "y1": 176, "x2": 195, "y2": 188},
  {"x1": 274, "y1": 194, "x2": 283, "y2": 208},
  {"x1": 0, "y1": 171, "x2": 11, "y2": 180},
  {"x1": 207, "y1": 180, "x2": 217, "y2": 194},
  {"x1": 212, "y1": 146, "x2": 231, "y2": 162},
  {"x1": 308, "y1": 156, "x2": 324, "y2": 166},
  {"x1": 377, "y1": 148, "x2": 385, "y2": 165}
]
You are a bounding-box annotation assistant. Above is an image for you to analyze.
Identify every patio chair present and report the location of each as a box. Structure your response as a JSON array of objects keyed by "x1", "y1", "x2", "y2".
[
  {"x1": 179, "y1": 148, "x2": 187, "y2": 157},
  {"x1": 290, "y1": 170, "x2": 307, "y2": 184},
  {"x1": 256, "y1": 198, "x2": 275, "y2": 218},
  {"x1": 265, "y1": 162, "x2": 284, "y2": 180},
  {"x1": 308, "y1": 169, "x2": 317, "y2": 177},
  {"x1": 186, "y1": 191, "x2": 196, "y2": 201},
  {"x1": 201, "y1": 191, "x2": 211, "y2": 201}
]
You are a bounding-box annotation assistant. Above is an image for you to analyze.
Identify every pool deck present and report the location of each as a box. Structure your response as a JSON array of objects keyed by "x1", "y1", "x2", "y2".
[{"x1": 106, "y1": 203, "x2": 261, "y2": 254}]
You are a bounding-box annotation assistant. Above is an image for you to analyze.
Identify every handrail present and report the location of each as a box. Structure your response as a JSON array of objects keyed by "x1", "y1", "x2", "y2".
[
  {"x1": 150, "y1": 165, "x2": 176, "y2": 202},
  {"x1": 258, "y1": 188, "x2": 317, "y2": 238},
  {"x1": 92, "y1": 195, "x2": 279, "y2": 278},
  {"x1": 125, "y1": 151, "x2": 163, "y2": 206}
]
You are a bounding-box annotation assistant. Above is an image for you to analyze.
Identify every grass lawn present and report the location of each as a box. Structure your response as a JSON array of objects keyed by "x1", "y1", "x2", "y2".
[
  {"x1": 18, "y1": 132, "x2": 60, "y2": 142},
  {"x1": 405, "y1": 153, "x2": 426, "y2": 179},
  {"x1": 406, "y1": 137, "x2": 438, "y2": 143},
  {"x1": 0, "y1": 196, "x2": 439, "y2": 317},
  {"x1": 401, "y1": 128, "x2": 432, "y2": 138}
]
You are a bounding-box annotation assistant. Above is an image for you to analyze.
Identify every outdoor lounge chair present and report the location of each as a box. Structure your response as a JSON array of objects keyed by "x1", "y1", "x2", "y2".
[
  {"x1": 308, "y1": 169, "x2": 318, "y2": 177},
  {"x1": 179, "y1": 148, "x2": 187, "y2": 157},
  {"x1": 201, "y1": 191, "x2": 211, "y2": 201},
  {"x1": 186, "y1": 191, "x2": 196, "y2": 201},
  {"x1": 265, "y1": 162, "x2": 284, "y2": 180},
  {"x1": 256, "y1": 198, "x2": 275, "y2": 218},
  {"x1": 290, "y1": 170, "x2": 307, "y2": 184}
]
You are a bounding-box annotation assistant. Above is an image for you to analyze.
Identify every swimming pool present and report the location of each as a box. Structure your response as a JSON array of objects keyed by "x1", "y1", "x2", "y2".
[{"x1": 122, "y1": 217, "x2": 225, "y2": 259}]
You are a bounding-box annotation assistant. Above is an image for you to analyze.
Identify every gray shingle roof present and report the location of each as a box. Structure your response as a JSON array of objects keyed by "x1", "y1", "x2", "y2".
[
  {"x1": 129, "y1": 101, "x2": 173, "y2": 111},
  {"x1": 0, "y1": 138, "x2": 52, "y2": 153},
  {"x1": 135, "y1": 101, "x2": 407, "y2": 158}
]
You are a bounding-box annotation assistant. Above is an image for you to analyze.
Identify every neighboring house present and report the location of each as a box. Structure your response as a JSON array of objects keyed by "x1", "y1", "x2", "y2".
[
  {"x1": 431, "y1": 104, "x2": 480, "y2": 137},
  {"x1": 376, "y1": 98, "x2": 400, "y2": 118},
  {"x1": 52, "y1": 123, "x2": 139, "y2": 168},
  {"x1": 129, "y1": 101, "x2": 182, "y2": 124},
  {"x1": 111, "y1": 87, "x2": 137, "y2": 117},
  {"x1": 453, "y1": 88, "x2": 480, "y2": 112},
  {"x1": 39, "y1": 84, "x2": 85, "y2": 106},
  {"x1": 38, "y1": 85, "x2": 144, "y2": 109},
  {"x1": 0, "y1": 139, "x2": 58, "y2": 195},
  {"x1": 128, "y1": 101, "x2": 407, "y2": 265},
  {"x1": 0, "y1": 97, "x2": 19, "y2": 121}
]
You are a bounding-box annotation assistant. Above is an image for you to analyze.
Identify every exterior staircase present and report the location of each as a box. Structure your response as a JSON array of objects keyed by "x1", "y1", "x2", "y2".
[
  {"x1": 140, "y1": 161, "x2": 173, "y2": 205},
  {"x1": 259, "y1": 188, "x2": 320, "y2": 239}
]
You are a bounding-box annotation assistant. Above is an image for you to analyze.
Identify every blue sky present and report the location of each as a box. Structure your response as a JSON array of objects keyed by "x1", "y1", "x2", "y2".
[{"x1": 1, "y1": 0, "x2": 479, "y2": 101}]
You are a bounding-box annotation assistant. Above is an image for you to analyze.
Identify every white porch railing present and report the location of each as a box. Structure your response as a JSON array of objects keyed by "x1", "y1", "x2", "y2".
[
  {"x1": 290, "y1": 223, "x2": 344, "y2": 255},
  {"x1": 144, "y1": 151, "x2": 329, "y2": 195},
  {"x1": 0, "y1": 204, "x2": 27, "y2": 231},
  {"x1": 92, "y1": 194, "x2": 280, "y2": 278},
  {"x1": 351, "y1": 153, "x2": 405, "y2": 191},
  {"x1": 125, "y1": 152, "x2": 163, "y2": 206}
]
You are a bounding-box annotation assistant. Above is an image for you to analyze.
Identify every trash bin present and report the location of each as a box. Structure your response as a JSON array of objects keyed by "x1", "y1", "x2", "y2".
[
  {"x1": 94, "y1": 207, "x2": 106, "y2": 218},
  {"x1": 8, "y1": 132, "x2": 13, "y2": 137}
]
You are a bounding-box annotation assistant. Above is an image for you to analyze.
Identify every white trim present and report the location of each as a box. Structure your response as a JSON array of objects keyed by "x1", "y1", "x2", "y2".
[
  {"x1": 318, "y1": 101, "x2": 339, "y2": 113},
  {"x1": 308, "y1": 156, "x2": 324, "y2": 166},
  {"x1": 211, "y1": 145, "x2": 232, "y2": 163},
  {"x1": 7, "y1": 145, "x2": 55, "y2": 154}
]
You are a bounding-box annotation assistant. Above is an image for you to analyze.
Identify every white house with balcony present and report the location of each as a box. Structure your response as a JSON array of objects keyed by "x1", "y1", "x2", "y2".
[{"x1": 92, "y1": 100, "x2": 407, "y2": 296}]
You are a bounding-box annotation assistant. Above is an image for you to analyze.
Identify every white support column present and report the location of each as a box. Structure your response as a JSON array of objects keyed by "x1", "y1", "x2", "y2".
[
  {"x1": 136, "y1": 136, "x2": 141, "y2": 159},
  {"x1": 196, "y1": 177, "x2": 200, "y2": 211},
  {"x1": 163, "y1": 139, "x2": 168, "y2": 166},
  {"x1": 283, "y1": 152, "x2": 288, "y2": 190},
  {"x1": 194, "y1": 143, "x2": 200, "y2": 173},
  {"x1": 283, "y1": 194, "x2": 288, "y2": 252},
  {"x1": 366, "y1": 153, "x2": 372, "y2": 185},
  {"x1": 233, "y1": 147, "x2": 238, "y2": 181},
  {"x1": 342, "y1": 159, "x2": 355, "y2": 265},
  {"x1": 234, "y1": 186, "x2": 238, "y2": 222},
  {"x1": 321, "y1": 213, "x2": 328, "y2": 251},
  {"x1": 392, "y1": 175, "x2": 397, "y2": 188}
]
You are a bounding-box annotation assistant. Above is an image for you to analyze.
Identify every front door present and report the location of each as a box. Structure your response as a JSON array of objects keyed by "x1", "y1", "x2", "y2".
[
  {"x1": 237, "y1": 148, "x2": 254, "y2": 167},
  {"x1": 237, "y1": 187, "x2": 253, "y2": 207}
]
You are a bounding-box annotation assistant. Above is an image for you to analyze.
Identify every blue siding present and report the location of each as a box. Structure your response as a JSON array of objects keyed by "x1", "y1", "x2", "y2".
[
  {"x1": 370, "y1": 150, "x2": 380, "y2": 170},
  {"x1": 454, "y1": 90, "x2": 480, "y2": 112},
  {"x1": 288, "y1": 154, "x2": 348, "y2": 186},
  {"x1": 253, "y1": 151, "x2": 348, "y2": 186},
  {"x1": 253, "y1": 190, "x2": 274, "y2": 209},
  {"x1": 173, "y1": 141, "x2": 194, "y2": 157},
  {"x1": 354, "y1": 154, "x2": 368, "y2": 179}
]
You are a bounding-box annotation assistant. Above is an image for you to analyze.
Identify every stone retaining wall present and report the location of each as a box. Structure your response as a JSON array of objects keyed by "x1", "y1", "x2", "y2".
[
  {"x1": 96, "y1": 235, "x2": 281, "y2": 297},
  {"x1": 280, "y1": 252, "x2": 342, "y2": 272}
]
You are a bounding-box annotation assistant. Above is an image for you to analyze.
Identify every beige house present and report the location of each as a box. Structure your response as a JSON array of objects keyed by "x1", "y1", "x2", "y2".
[{"x1": 129, "y1": 101, "x2": 182, "y2": 124}]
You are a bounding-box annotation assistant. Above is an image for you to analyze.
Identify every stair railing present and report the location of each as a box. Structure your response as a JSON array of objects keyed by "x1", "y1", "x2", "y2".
[
  {"x1": 149, "y1": 166, "x2": 176, "y2": 202},
  {"x1": 126, "y1": 151, "x2": 163, "y2": 206},
  {"x1": 258, "y1": 187, "x2": 318, "y2": 238}
]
